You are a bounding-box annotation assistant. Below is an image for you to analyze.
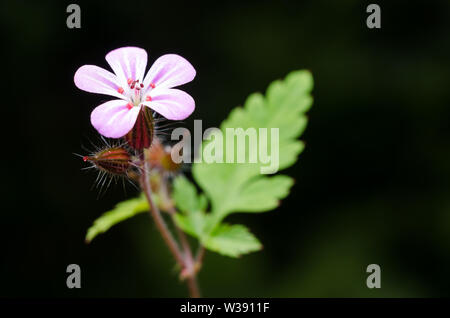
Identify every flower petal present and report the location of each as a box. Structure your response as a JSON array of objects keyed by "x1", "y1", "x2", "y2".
[
  {"x1": 143, "y1": 54, "x2": 196, "y2": 91},
  {"x1": 74, "y1": 65, "x2": 126, "y2": 99},
  {"x1": 105, "y1": 47, "x2": 148, "y2": 85},
  {"x1": 142, "y1": 88, "x2": 195, "y2": 120},
  {"x1": 90, "y1": 100, "x2": 141, "y2": 138}
]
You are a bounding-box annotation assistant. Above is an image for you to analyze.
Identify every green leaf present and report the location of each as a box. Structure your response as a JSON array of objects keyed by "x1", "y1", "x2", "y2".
[
  {"x1": 173, "y1": 176, "x2": 208, "y2": 239},
  {"x1": 193, "y1": 70, "x2": 313, "y2": 225},
  {"x1": 230, "y1": 175, "x2": 294, "y2": 212},
  {"x1": 173, "y1": 213, "x2": 207, "y2": 239},
  {"x1": 85, "y1": 194, "x2": 148, "y2": 243},
  {"x1": 174, "y1": 71, "x2": 313, "y2": 258},
  {"x1": 203, "y1": 224, "x2": 262, "y2": 258},
  {"x1": 173, "y1": 176, "x2": 207, "y2": 214}
]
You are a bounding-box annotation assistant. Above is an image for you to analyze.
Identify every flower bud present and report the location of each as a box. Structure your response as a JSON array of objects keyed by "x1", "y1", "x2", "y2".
[
  {"x1": 161, "y1": 152, "x2": 181, "y2": 172},
  {"x1": 146, "y1": 138, "x2": 181, "y2": 173},
  {"x1": 83, "y1": 146, "x2": 132, "y2": 175},
  {"x1": 125, "y1": 106, "x2": 154, "y2": 151}
]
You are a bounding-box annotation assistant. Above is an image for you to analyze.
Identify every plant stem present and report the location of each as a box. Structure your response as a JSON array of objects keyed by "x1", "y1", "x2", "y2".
[
  {"x1": 186, "y1": 273, "x2": 201, "y2": 298},
  {"x1": 195, "y1": 246, "x2": 205, "y2": 265},
  {"x1": 140, "y1": 160, "x2": 201, "y2": 297},
  {"x1": 175, "y1": 218, "x2": 201, "y2": 297},
  {"x1": 140, "y1": 162, "x2": 185, "y2": 268},
  {"x1": 161, "y1": 177, "x2": 201, "y2": 298}
]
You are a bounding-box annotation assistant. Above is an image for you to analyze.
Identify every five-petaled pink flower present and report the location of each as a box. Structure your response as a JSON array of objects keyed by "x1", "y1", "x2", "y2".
[{"x1": 74, "y1": 47, "x2": 196, "y2": 138}]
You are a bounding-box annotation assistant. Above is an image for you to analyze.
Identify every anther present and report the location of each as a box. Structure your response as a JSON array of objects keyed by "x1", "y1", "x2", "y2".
[
  {"x1": 127, "y1": 103, "x2": 134, "y2": 110},
  {"x1": 146, "y1": 96, "x2": 152, "y2": 101},
  {"x1": 117, "y1": 87, "x2": 124, "y2": 94},
  {"x1": 150, "y1": 83, "x2": 155, "y2": 89}
]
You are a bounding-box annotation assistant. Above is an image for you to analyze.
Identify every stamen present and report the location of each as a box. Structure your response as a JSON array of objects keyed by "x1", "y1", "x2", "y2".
[
  {"x1": 146, "y1": 96, "x2": 152, "y2": 101},
  {"x1": 83, "y1": 156, "x2": 89, "y2": 162},
  {"x1": 127, "y1": 78, "x2": 133, "y2": 85},
  {"x1": 127, "y1": 103, "x2": 134, "y2": 110},
  {"x1": 140, "y1": 83, "x2": 144, "y2": 88},
  {"x1": 150, "y1": 83, "x2": 155, "y2": 89},
  {"x1": 117, "y1": 87, "x2": 124, "y2": 94}
]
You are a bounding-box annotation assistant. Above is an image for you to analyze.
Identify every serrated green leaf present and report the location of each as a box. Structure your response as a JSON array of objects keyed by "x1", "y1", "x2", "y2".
[
  {"x1": 86, "y1": 194, "x2": 148, "y2": 243},
  {"x1": 193, "y1": 70, "x2": 313, "y2": 225},
  {"x1": 203, "y1": 224, "x2": 262, "y2": 258},
  {"x1": 230, "y1": 175, "x2": 294, "y2": 212}
]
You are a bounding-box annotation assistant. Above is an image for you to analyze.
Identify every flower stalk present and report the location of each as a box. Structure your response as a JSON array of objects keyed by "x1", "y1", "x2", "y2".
[
  {"x1": 140, "y1": 153, "x2": 201, "y2": 297},
  {"x1": 140, "y1": 160, "x2": 185, "y2": 266}
]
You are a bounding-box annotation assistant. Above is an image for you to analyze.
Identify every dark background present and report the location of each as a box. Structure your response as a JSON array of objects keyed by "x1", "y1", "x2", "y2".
[{"x1": 1, "y1": 0, "x2": 450, "y2": 297}]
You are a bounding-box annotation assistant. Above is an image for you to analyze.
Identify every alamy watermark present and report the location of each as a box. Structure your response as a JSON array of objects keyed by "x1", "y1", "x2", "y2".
[
  {"x1": 366, "y1": 264, "x2": 381, "y2": 288},
  {"x1": 66, "y1": 264, "x2": 81, "y2": 288},
  {"x1": 366, "y1": 4, "x2": 381, "y2": 29},
  {"x1": 170, "y1": 120, "x2": 280, "y2": 174},
  {"x1": 66, "y1": 4, "x2": 81, "y2": 29}
]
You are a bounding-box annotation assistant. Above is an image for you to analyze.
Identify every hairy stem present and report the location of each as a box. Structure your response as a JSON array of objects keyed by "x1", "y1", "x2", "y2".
[
  {"x1": 141, "y1": 160, "x2": 201, "y2": 297},
  {"x1": 140, "y1": 161, "x2": 185, "y2": 267},
  {"x1": 173, "y1": 214, "x2": 201, "y2": 298},
  {"x1": 161, "y1": 177, "x2": 201, "y2": 298}
]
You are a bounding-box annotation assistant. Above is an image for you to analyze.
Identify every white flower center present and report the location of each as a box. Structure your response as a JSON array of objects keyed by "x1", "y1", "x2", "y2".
[{"x1": 117, "y1": 79, "x2": 156, "y2": 109}]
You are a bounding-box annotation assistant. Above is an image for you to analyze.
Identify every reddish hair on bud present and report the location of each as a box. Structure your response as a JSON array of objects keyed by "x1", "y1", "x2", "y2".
[
  {"x1": 79, "y1": 138, "x2": 138, "y2": 196},
  {"x1": 84, "y1": 146, "x2": 132, "y2": 175}
]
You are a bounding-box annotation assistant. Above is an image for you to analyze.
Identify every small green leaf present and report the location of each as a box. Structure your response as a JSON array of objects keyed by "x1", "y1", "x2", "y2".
[
  {"x1": 173, "y1": 176, "x2": 203, "y2": 213},
  {"x1": 203, "y1": 224, "x2": 262, "y2": 258},
  {"x1": 173, "y1": 213, "x2": 207, "y2": 239},
  {"x1": 173, "y1": 176, "x2": 208, "y2": 239},
  {"x1": 86, "y1": 194, "x2": 148, "y2": 243}
]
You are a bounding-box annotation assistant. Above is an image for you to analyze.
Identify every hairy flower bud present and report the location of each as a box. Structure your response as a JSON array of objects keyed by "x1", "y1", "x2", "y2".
[
  {"x1": 83, "y1": 146, "x2": 132, "y2": 175},
  {"x1": 125, "y1": 106, "x2": 154, "y2": 151}
]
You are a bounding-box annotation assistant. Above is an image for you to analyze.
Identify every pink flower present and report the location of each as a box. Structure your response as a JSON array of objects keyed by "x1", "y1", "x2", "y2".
[{"x1": 74, "y1": 47, "x2": 196, "y2": 138}]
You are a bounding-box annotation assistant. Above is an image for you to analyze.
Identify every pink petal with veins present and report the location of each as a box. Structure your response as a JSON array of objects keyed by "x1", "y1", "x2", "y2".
[
  {"x1": 142, "y1": 88, "x2": 195, "y2": 120},
  {"x1": 106, "y1": 47, "x2": 148, "y2": 85},
  {"x1": 74, "y1": 65, "x2": 126, "y2": 100},
  {"x1": 90, "y1": 100, "x2": 141, "y2": 138},
  {"x1": 143, "y1": 54, "x2": 196, "y2": 91}
]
